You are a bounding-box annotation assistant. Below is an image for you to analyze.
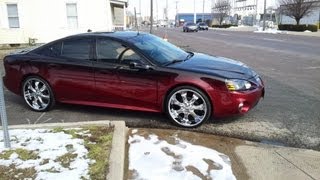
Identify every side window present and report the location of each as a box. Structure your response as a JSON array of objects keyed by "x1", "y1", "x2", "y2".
[
  {"x1": 37, "y1": 42, "x2": 62, "y2": 57},
  {"x1": 62, "y1": 38, "x2": 91, "y2": 60},
  {"x1": 121, "y1": 49, "x2": 143, "y2": 65},
  {"x1": 96, "y1": 38, "x2": 125, "y2": 63}
]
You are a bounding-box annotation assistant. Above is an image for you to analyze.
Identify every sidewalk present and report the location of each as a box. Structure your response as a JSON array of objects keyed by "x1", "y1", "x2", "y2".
[
  {"x1": 2, "y1": 121, "x2": 320, "y2": 180},
  {"x1": 126, "y1": 128, "x2": 320, "y2": 180}
]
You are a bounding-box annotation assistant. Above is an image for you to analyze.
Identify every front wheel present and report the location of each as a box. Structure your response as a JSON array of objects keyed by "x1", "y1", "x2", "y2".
[
  {"x1": 22, "y1": 76, "x2": 55, "y2": 112},
  {"x1": 166, "y1": 86, "x2": 212, "y2": 128}
]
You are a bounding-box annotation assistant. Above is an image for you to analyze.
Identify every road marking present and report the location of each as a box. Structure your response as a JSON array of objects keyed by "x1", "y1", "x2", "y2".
[
  {"x1": 41, "y1": 118, "x2": 52, "y2": 124},
  {"x1": 34, "y1": 112, "x2": 46, "y2": 124},
  {"x1": 26, "y1": 118, "x2": 31, "y2": 124},
  {"x1": 215, "y1": 33, "x2": 228, "y2": 36},
  {"x1": 262, "y1": 38, "x2": 284, "y2": 42},
  {"x1": 303, "y1": 66, "x2": 320, "y2": 69}
]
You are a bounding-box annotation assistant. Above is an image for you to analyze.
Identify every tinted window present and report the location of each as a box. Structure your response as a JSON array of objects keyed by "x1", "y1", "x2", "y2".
[
  {"x1": 128, "y1": 34, "x2": 188, "y2": 65},
  {"x1": 62, "y1": 38, "x2": 91, "y2": 60},
  {"x1": 37, "y1": 42, "x2": 62, "y2": 57},
  {"x1": 96, "y1": 38, "x2": 126, "y2": 63}
]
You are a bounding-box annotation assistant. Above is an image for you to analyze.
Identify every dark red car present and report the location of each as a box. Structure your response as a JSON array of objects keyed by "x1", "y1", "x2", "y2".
[{"x1": 3, "y1": 31, "x2": 264, "y2": 127}]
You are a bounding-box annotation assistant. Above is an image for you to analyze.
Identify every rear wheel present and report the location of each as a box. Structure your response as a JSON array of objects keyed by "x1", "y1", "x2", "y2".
[
  {"x1": 22, "y1": 76, "x2": 55, "y2": 112},
  {"x1": 166, "y1": 86, "x2": 212, "y2": 128}
]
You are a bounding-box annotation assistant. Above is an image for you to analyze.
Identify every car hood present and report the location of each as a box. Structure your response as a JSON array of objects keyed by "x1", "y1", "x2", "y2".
[{"x1": 167, "y1": 53, "x2": 257, "y2": 80}]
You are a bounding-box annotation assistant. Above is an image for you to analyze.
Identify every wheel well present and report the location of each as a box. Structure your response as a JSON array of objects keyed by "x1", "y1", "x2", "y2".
[
  {"x1": 20, "y1": 74, "x2": 52, "y2": 94},
  {"x1": 163, "y1": 83, "x2": 213, "y2": 113}
]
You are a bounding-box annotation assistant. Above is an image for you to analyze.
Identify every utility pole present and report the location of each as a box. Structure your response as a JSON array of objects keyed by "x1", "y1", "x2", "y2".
[
  {"x1": 134, "y1": 7, "x2": 139, "y2": 32},
  {"x1": 139, "y1": 0, "x2": 141, "y2": 26},
  {"x1": 194, "y1": 0, "x2": 196, "y2": 23},
  {"x1": 166, "y1": 0, "x2": 168, "y2": 24},
  {"x1": 262, "y1": 0, "x2": 266, "y2": 31},
  {"x1": 156, "y1": 0, "x2": 158, "y2": 23},
  {"x1": 164, "y1": 0, "x2": 168, "y2": 41},
  {"x1": 202, "y1": 0, "x2": 205, "y2": 22},
  {"x1": 176, "y1": 1, "x2": 178, "y2": 27},
  {"x1": 150, "y1": 0, "x2": 153, "y2": 33}
]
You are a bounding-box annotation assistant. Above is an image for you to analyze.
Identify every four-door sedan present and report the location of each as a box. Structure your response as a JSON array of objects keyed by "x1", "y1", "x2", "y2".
[
  {"x1": 3, "y1": 31, "x2": 264, "y2": 128},
  {"x1": 197, "y1": 22, "x2": 209, "y2": 31},
  {"x1": 183, "y1": 22, "x2": 198, "y2": 32}
]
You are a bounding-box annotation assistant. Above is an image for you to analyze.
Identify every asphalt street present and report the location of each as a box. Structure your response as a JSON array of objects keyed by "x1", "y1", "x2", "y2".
[{"x1": 1, "y1": 28, "x2": 320, "y2": 150}]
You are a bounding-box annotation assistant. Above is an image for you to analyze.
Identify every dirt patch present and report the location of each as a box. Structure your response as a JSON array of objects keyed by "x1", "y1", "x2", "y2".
[
  {"x1": 0, "y1": 164, "x2": 36, "y2": 180},
  {"x1": 52, "y1": 126, "x2": 114, "y2": 179}
]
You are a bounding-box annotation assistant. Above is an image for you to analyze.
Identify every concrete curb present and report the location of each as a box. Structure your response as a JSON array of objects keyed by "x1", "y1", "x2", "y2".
[
  {"x1": 1, "y1": 120, "x2": 128, "y2": 180},
  {"x1": 107, "y1": 121, "x2": 128, "y2": 180}
]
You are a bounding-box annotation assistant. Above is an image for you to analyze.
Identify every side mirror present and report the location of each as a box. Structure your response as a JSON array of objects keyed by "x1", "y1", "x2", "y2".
[{"x1": 129, "y1": 62, "x2": 152, "y2": 70}]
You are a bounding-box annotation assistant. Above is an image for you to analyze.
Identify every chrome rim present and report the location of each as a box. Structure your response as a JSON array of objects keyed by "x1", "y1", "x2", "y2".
[
  {"x1": 23, "y1": 78, "x2": 50, "y2": 111},
  {"x1": 168, "y1": 89, "x2": 207, "y2": 127}
]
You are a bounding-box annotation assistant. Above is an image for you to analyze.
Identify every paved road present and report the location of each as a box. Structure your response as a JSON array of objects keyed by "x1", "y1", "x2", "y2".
[{"x1": 1, "y1": 28, "x2": 320, "y2": 150}]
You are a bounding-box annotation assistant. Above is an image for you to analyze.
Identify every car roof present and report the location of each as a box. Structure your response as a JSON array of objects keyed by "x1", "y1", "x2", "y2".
[{"x1": 67, "y1": 31, "x2": 146, "y2": 41}]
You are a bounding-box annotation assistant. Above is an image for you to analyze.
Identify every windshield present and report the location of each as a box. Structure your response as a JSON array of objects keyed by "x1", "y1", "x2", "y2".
[{"x1": 128, "y1": 34, "x2": 189, "y2": 65}]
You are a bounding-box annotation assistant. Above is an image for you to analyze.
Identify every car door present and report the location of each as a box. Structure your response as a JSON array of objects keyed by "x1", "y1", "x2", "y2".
[
  {"x1": 93, "y1": 37, "x2": 125, "y2": 105},
  {"x1": 42, "y1": 37, "x2": 95, "y2": 102},
  {"x1": 116, "y1": 48, "x2": 158, "y2": 111}
]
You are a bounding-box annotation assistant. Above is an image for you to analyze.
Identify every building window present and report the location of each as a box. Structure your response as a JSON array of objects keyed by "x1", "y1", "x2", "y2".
[
  {"x1": 7, "y1": 4, "x2": 20, "y2": 28},
  {"x1": 66, "y1": 3, "x2": 78, "y2": 28}
]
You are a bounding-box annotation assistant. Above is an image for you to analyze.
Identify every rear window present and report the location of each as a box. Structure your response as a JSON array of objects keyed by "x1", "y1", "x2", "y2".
[
  {"x1": 35, "y1": 42, "x2": 62, "y2": 57},
  {"x1": 61, "y1": 38, "x2": 91, "y2": 60}
]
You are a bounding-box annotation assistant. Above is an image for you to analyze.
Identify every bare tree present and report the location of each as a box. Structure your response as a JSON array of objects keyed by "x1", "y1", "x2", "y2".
[
  {"x1": 213, "y1": 0, "x2": 231, "y2": 25},
  {"x1": 279, "y1": 0, "x2": 319, "y2": 25}
]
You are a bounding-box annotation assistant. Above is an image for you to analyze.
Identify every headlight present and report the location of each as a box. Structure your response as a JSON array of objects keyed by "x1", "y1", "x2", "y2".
[{"x1": 225, "y1": 79, "x2": 252, "y2": 91}]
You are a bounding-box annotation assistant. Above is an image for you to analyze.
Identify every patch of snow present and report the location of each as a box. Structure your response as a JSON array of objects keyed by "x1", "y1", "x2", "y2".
[
  {"x1": 132, "y1": 129, "x2": 138, "y2": 134},
  {"x1": 304, "y1": 30, "x2": 312, "y2": 33},
  {"x1": 254, "y1": 27, "x2": 285, "y2": 34},
  {"x1": 0, "y1": 129, "x2": 91, "y2": 180},
  {"x1": 128, "y1": 134, "x2": 236, "y2": 180}
]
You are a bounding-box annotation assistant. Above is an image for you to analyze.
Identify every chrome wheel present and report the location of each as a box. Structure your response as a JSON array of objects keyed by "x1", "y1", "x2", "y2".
[
  {"x1": 168, "y1": 88, "x2": 208, "y2": 127},
  {"x1": 23, "y1": 78, "x2": 51, "y2": 111}
]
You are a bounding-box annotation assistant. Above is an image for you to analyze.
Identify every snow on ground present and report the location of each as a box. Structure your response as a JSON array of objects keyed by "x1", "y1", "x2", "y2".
[
  {"x1": 0, "y1": 129, "x2": 91, "y2": 180},
  {"x1": 128, "y1": 130, "x2": 236, "y2": 180},
  {"x1": 254, "y1": 27, "x2": 286, "y2": 34}
]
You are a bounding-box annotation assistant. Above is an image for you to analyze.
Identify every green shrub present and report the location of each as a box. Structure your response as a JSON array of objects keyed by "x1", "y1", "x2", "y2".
[
  {"x1": 211, "y1": 24, "x2": 237, "y2": 28},
  {"x1": 278, "y1": 24, "x2": 318, "y2": 32}
]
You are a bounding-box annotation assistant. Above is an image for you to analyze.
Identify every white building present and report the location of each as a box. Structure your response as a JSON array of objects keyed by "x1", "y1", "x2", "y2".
[
  {"x1": 0, "y1": 0, "x2": 127, "y2": 45},
  {"x1": 212, "y1": 0, "x2": 276, "y2": 25}
]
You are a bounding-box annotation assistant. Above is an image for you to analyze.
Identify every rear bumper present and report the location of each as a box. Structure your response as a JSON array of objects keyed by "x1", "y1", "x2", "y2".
[
  {"x1": 3, "y1": 75, "x2": 21, "y2": 95},
  {"x1": 211, "y1": 86, "x2": 265, "y2": 118}
]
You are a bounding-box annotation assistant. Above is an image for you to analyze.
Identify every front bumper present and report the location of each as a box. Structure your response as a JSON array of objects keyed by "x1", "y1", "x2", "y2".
[{"x1": 211, "y1": 86, "x2": 265, "y2": 117}]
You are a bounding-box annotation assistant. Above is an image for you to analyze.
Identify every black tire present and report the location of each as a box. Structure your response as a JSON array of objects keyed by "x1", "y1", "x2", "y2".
[
  {"x1": 21, "y1": 76, "x2": 55, "y2": 112},
  {"x1": 165, "y1": 86, "x2": 212, "y2": 128}
]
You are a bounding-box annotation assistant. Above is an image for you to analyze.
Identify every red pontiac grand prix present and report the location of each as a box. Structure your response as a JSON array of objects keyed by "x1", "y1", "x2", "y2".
[{"x1": 3, "y1": 31, "x2": 264, "y2": 127}]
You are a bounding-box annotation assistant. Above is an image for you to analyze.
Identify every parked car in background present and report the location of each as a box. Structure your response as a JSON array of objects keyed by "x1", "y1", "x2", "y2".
[
  {"x1": 3, "y1": 31, "x2": 264, "y2": 128},
  {"x1": 197, "y1": 22, "x2": 209, "y2": 30},
  {"x1": 183, "y1": 22, "x2": 198, "y2": 32}
]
